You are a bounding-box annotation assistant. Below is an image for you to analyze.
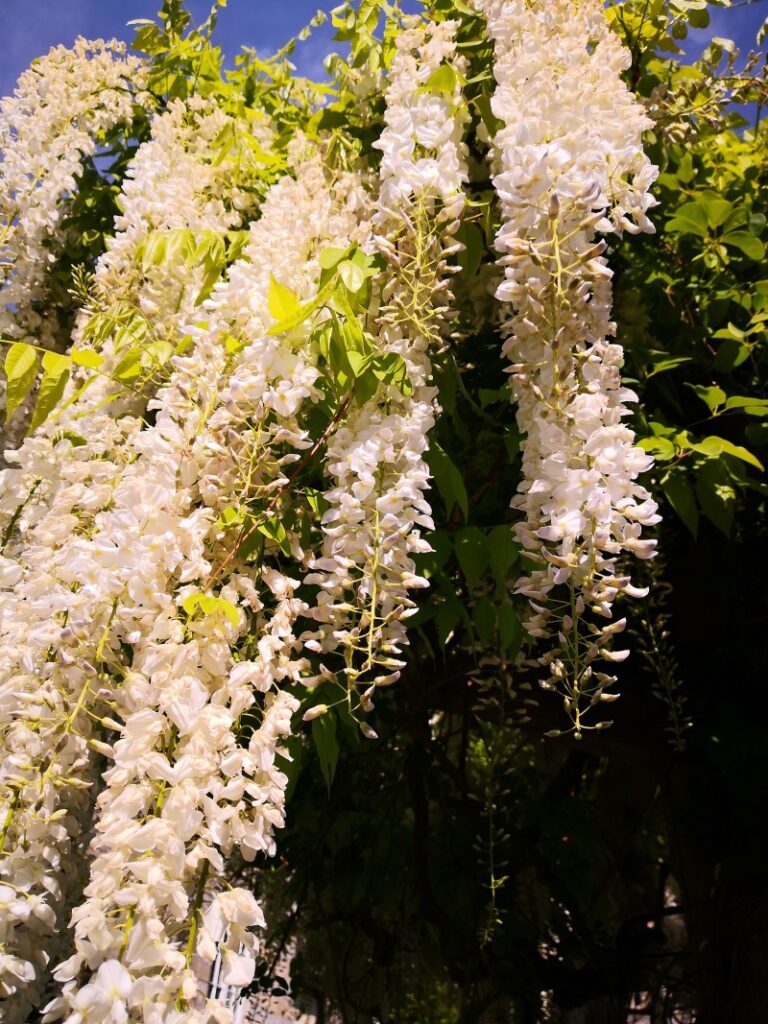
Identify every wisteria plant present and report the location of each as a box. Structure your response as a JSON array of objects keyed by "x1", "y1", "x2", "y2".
[{"x1": 0, "y1": 0, "x2": 765, "y2": 1021}]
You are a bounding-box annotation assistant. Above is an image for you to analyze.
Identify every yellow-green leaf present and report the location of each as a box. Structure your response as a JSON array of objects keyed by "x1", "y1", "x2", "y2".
[
  {"x1": 267, "y1": 274, "x2": 302, "y2": 326},
  {"x1": 267, "y1": 274, "x2": 337, "y2": 337},
  {"x1": 338, "y1": 260, "x2": 365, "y2": 293},
  {"x1": 71, "y1": 348, "x2": 103, "y2": 370},
  {"x1": 689, "y1": 435, "x2": 764, "y2": 470},
  {"x1": 4, "y1": 342, "x2": 38, "y2": 422},
  {"x1": 29, "y1": 351, "x2": 71, "y2": 431},
  {"x1": 422, "y1": 62, "x2": 458, "y2": 96}
]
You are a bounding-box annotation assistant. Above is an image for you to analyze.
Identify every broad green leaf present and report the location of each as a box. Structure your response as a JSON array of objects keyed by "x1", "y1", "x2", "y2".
[
  {"x1": 455, "y1": 222, "x2": 484, "y2": 278},
  {"x1": 724, "y1": 395, "x2": 768, "y2": 417},
  {"x1": 498, "y1": 604, "x2": 522, "y2": 657},
  {"x1": 421, "y1": 62, "x2": 458, "y2": 95},
  {"x1": 696, "y1": 459, "x2": 735, "y2": 538},
  {"x1": 338, "y1": 259, "x2": 365, "y2": 293},
  {"x1": 29, "y1": 351, "x2": 71, "y2": 432},
  {"x1": 143, "y1": 340, "x2": 174, "y2": 368},
  {"x1": 487, "y1": 525, "x2": 519, "y2": 593},
  {"x1": 257, "y1": 516, "x2": 292, "y2": 557},
  {"x1": 52, "y1": 429, "x2": 87, "y2": 447},
  {"x1": 267, "y1": 274, "x2": 337, "y2": 337},
  {"x1": 138, "y1": 230, "x2": 170, "y2": 270},
  {"x1": 714, "y1": 337, "x2": 751, "y2": 371},
  {"x1": 666, "y1": 201, "x2": 708, "y2": 237},
  {"x1": 638, "y1": 436, "x2": 676, "y2": 460},
  {"x1": 455, "y1": 527, "x2": 488, "y2": 590},
  {"x1": 71, "y1": 348, "x2": 103, "y2": 370},
  {"x1": 427, "y1": 444, "x2": 468, "y2": 521},
  {"x1": 354, "y1": 369, "x2": 379, "y2": 406},
  {"x1": 267, "y1": 274, "x2": 302, "y2": 325},
  {"x1": 435, "y1": 593, "x2": 464, "y2": 646},
  {"x1": 475, "y1": 94, "x2": 502, "y2": 136},
  {"x1": 318, "y1": 245, "x2": 349, "y2": 271},
  {"x1": 181, "y1": 592, "x2": 240, "y2": 628},
  {"x1": 371, "y1": 352, "x2": 412, "y2": 396},
  {"x1": 312, "y1": 712, "x2": 338, "y2": 794},
  {"x1": 113, "y1": 348, "x2": 142, "y2": 383},
  {"x1": 703, "y1": 199, "x2": 733, "y2": 228},
  {"x1": 346, "y1": 348, "x2": 374, "y2": 377},
  {"x1": 661, "y1": 468, "x2": 698, "y2": 537},
  {"x1": 688, "y1": 436, "x2": 763, "y2": 470},
  {"x1": 4, "y1": 342, "x2": 38, "y2": 422},
  {"x1": 473, "y1": 597, "x2": 496, "y2": 644},
  {"x1": 722, "y1": 231, "x2": 765, "y2": 261},
  {"x1": 686, "y1": 384, "x2": 725, "y2": 411}
]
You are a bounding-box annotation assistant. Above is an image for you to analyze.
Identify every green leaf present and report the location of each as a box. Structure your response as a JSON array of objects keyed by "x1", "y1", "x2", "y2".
[
  {"x1": 688, "y1": 436, "x2": 763, "y2": 470},
  {"x1": 666, "y1": 201, "x2": 708, "y2": 237},
  {"x1": 318, "y1": 245, "x2": 349, "y2": 271},
  {"x1": 487, "y1": 525, "x2": 518, "y2": 593},
  {"x1": 434, "y1": 594, "x2": 463, "y2": 646},
  {"x1": 267, "y1": 273, "x2": 302, "y2": 325},
  {"x1": 473, "y1": 597, "x2": 496, "y2": 644},
  {"x1": 181, "y1": 592, "x2": 240, "y2": 628},
  {"x1": 661, "y1": 468, "x2": 699, "y2": 537},
  {"x1": 427, "y1": 443, "x2": 468, "y2": 521},
  {"x1": 268, "y1": 274, "x2": 337, "y2": 338},
  {"x1": 714, "y1": 337, "x2": 751, "y2": 371},
  {"x1": 371, "y1": 352, "x2": 412, "y2": 396},
  {"x1": 646, "y1": 354, "x2": 692, "y2": 378},
  {"x1": 312, "y1": 712, "x2": 338, "y2": 794},
  {"x1": 475, "y1": 94, "x2": 502, "y2": 136},
  {"x1": 29, "y1": 351, "x2": 71, "y2": 431},
  {"x1": 723, "y1": 395, "x2": 768, "y2": 417},
  {"x1": 722, "y1": 231, "x2": 765, "y2": 261},
  {"x1": 71, "y1": 348, "x2": 103, "y2": 370},
  {"x1": 338, "y1": 260, "x2": 365, "y2": 293},
  {"x1": 113, "y1": 348, "x2": 142, "y2": 383},
  {"x1": 638, "y1": 436, "x2": 676, "y2": 461},
  {"x1": 686, "y1": 383, "x2": 725, "y2": 411},
  {"x1": 455, "y1": 527, "x2": 488, "y2": 590},
  {"x1": 4, "y1": 342, "x2": 38, "y2": 422},
  {"x1": 703, "y1": 198, "x2": 733, "y2": 228},
  {"x1": 52, "y1": 429, "x2": 87, "y2": 447},
  {"x1": 695, "y1": 459, "x2": 735, "y2": 538},
  {"x1": 256, "y1": 516, "x2": 292, "y2": 557},
  {"x1": 455, "y1": 222, "x2": 484, "y2": 278},
  {"x1": 346, "y1": 348, "x2": 373, "y2": 377},
  {"x1": 421, "y1": 62, "x2": 458, "y2": 96},
  {"x1": 498, "y1": 604, "x2": 522, "y2": 657}
]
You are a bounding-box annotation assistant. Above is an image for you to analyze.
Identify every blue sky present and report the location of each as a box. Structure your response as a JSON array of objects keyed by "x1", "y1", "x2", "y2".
[{"x1": 0, "y1": 0, "x2": 765, "y2": 98}]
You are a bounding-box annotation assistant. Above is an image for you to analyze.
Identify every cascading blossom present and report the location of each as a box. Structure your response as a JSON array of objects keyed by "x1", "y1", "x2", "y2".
[
  {"x1": 39, "y1": 152, "x2": 370, "y2": 1024},
  {"x1": 475, "y1": 0, "x2": 660, "y2": 729},
  {"x1": 0, "y1": 38, "x2": 147, "y2": 349},
  {"x1": 303, "y1": 18, "x2": 468, "y2": 709},
  {"x1": 0, "y1": 98, "x2": 270, "y2": 1020}
]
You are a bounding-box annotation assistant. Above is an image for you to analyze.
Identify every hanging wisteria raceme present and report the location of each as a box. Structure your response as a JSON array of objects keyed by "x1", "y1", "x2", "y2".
[
  {"x1": 0, "y1": 98, "x2": 270, "y2": 1020},
  {"x1": 0, "y1": 95, "x2": 261, "y2": 540},
  {"x1": 303, "y1": 18, "x2": 468, "y2": 718},
  {"x1": 0, "y1": 39, "x2": 148, "y2": 350},
  {"x1": 475, "y1": 0, "x2": 660, "y2": 732},
  {"x1": 41, "y1": 151, "x2": 371, "y2": 1024}
]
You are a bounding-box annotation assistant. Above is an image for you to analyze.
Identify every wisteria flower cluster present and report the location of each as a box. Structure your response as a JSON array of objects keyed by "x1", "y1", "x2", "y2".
[
  {"x1": 475, "y1": 0, "x2": 660, "y2": 733},
  {"x1": 0, "y1": 39, "x2": 148, "y2": 349},
  {"x1": 0, "y1": 1, "x2": 659, "y2": 1019}
]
